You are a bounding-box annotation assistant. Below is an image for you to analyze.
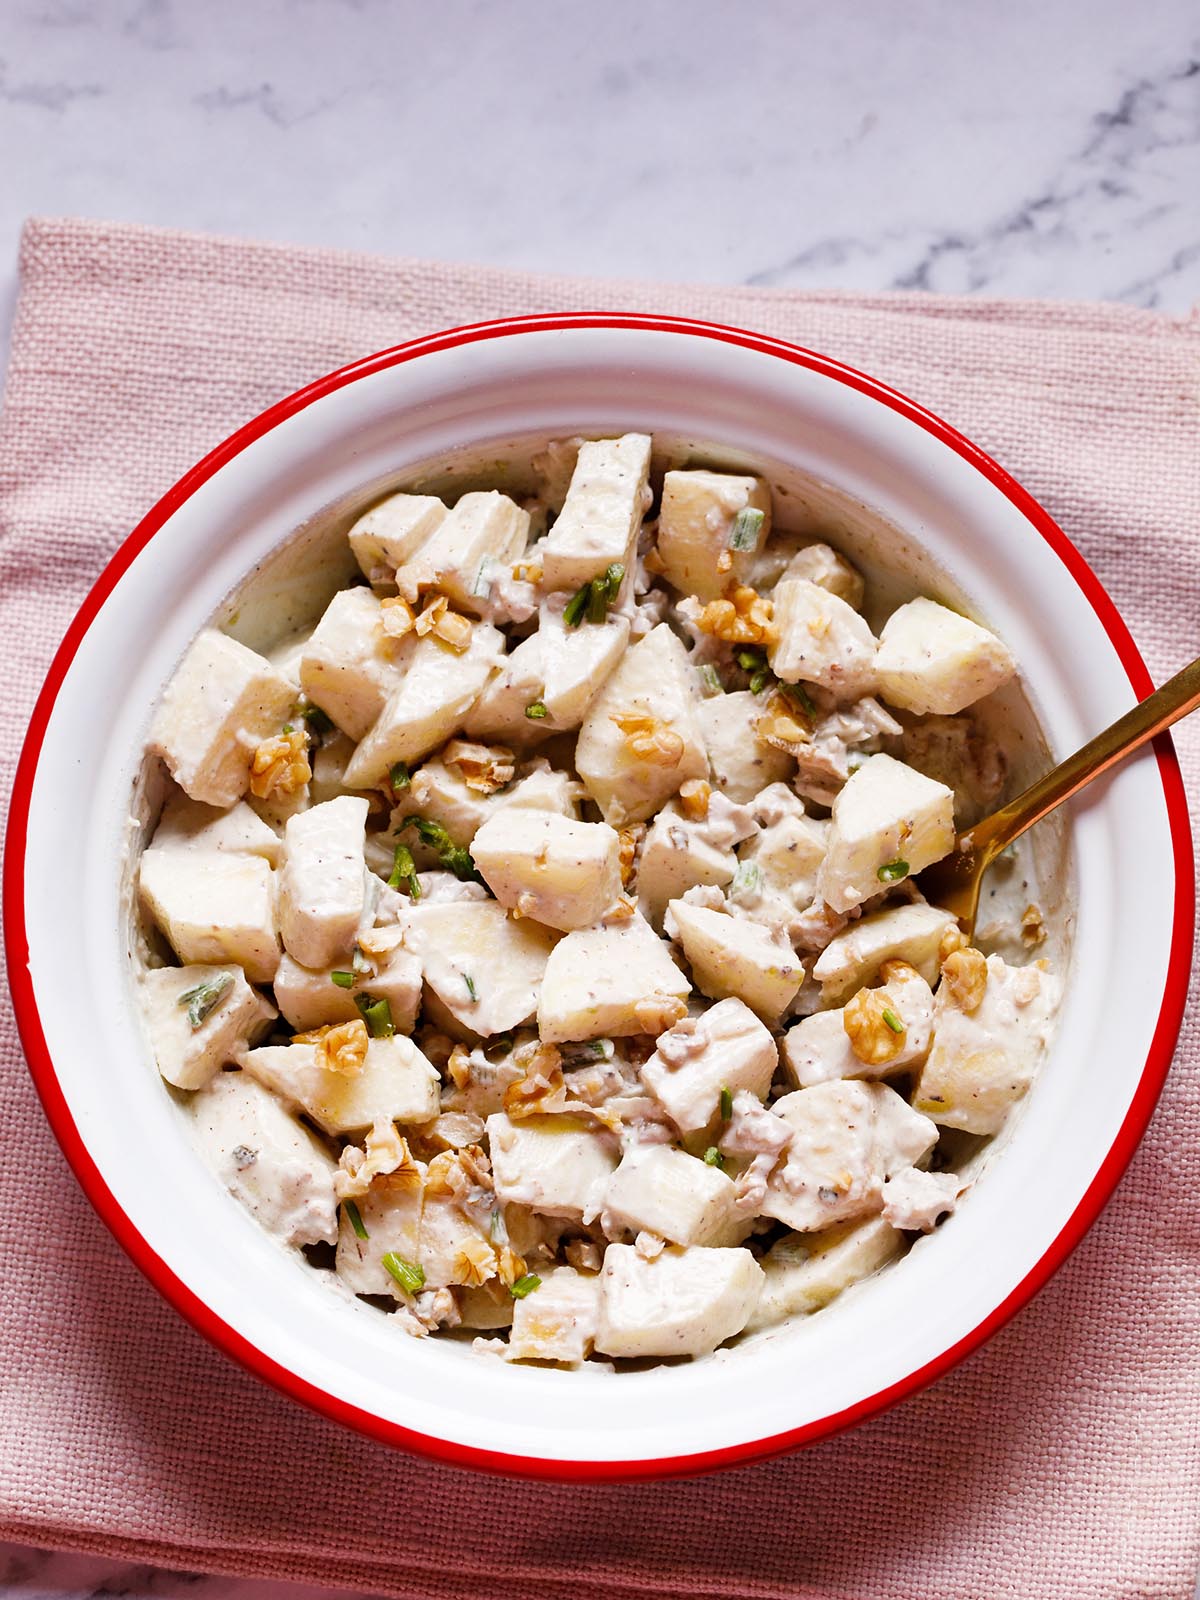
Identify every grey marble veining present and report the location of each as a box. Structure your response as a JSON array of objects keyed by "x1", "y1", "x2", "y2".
[{"x1": 0, "y1": 2, "x2": 1198, "y2": 1598}]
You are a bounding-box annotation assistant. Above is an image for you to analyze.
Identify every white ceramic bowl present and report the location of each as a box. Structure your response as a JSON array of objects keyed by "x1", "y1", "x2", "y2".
[{"x1": 6, "y1": 314, "x2": 1192, "y2": 1480}]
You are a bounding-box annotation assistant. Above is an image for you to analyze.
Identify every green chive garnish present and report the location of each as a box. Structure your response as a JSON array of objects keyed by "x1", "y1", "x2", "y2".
[
  {"x1": 735, "y1": 647, "x2": 766, "y2": 673},
  {"x1": 382, "y1": 1253, "x2": 424, "y2": 1294},
  {"x1": 177, "y1": 973, "x2": 234, "y2": 1030},
  {"x1": 728, "y1": 506, "x2": 765, "y2": 551},
  {"x1": 699, "y1": 664, "x2": 723, "y2": 695},
  {"x1": 390, "y1": 761, "x2": 411, "y2": 793},
  {"x1": 562, "y1": 584, "x2": 590, "y2": 628},
  {"x1": 877, "y1": 858, "x2": 909, "y2": 884},
  {"x1": 352, "y1": 944, "x2": 371, "y2": 975},
  {"x1": 882, "y1": 1008, "x2": 904, "y2": 1035},
  {"x1": 781, "y1": 681, "x2": 818, "y2": 720},
  {"x1": 300, "y1": 703, "x2": 334, "y2": 735},
  {"x1": 720, "y1": 1086, "x2": 733, "y2": 1121},
  {"x1": 387, "y1": 840, "x2": 421, "y2": 897},
  {"x1": 749, "y1": 667, "x2": 770, "y2": 694},
  {"x1": 355, "y1": 994, "x2": 394, "y2": 1038},
  {"x1": 281, "y1": 722, "x2": 294, "y2": 734},
  {"x1": 398, "y1": 815, "x2": 480, "y2": 881},
  {"x1": 330, "y1": 970, "x2": 355, "y2": 989},
  {"x1": 703, "y1": 1146, "x2": 725, "y2": 1169},
  {"x1": 344, "y1": 1200, "x2": 368, "y2": 1239},
  {"x1": 525, "y1": 699, "x2": 548, "y2": 720},
  {"x1": 509, "y1": 1273, "x2": 541, "y2": 1299},
  {"x1": 463, "y1": 973, "x2": 478, "y2": 1002}
]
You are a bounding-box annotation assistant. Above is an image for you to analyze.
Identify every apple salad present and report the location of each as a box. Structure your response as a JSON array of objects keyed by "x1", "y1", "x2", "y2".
[{"x1": 135, "y1": 433, "x2": 1060, "y2": 1366}]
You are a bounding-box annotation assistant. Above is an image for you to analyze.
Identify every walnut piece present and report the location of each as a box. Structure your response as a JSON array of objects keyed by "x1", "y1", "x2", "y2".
[
  {"x1": 1020, "y1": 903, "x2": 1047, "y2": 947},
  {"x1": 843, "y1": 986, "x2": 907, "y2": 1066},
  {"x1": 380, "y1": 596, "x2": 416, "y2": 638},
  {"x1": 442, "y1": 738, "x2": 516, "y2": 794},
  {"x1": 294, "y1": 1017, "x2": 369, "y2": 1077},
  {"x1": 690, "y1": 585, "x2": 778, "y2": 646},
  {"x1": 451, "y1": 1235, "x2": 497, "y2": 1287},
  {"x1": 249, "y1": 727, "x2": 311, "y2": 799},
  {"x1": 941, "y1": 946, "x2": 988, "y2": 1012},
  {"x1": 938, "y1": 924, "x2": 966, "y2": 962},
  {"x1": 678, "y1": 778, "x2": 712, "y2": 820},
  {"x1": 610, "y1": 712, "x2": 685, "y2": 767},
  {"x1": 335, "y1": 1122, "x2": 419, "y2": 1200},
  {"x1": 617, "y1": 824, "x2": 645, "y2": 888},
  {"x1": 634, "y1": 993, "x2": 689, "y2": 1036},
  {"x1": 753, "y1": 690, "x2": 811, "y2": 754}
]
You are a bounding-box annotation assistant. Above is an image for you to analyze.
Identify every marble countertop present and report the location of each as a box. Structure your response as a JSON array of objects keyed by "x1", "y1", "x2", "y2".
[{"x1": 1, "y1": 1, "x2": 1197, "y2": 1597}]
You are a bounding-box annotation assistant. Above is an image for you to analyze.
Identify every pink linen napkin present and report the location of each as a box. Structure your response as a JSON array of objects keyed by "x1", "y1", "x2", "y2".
[{"x1": 1, "y1": 216, "x2": 1198, "y2": 1600}]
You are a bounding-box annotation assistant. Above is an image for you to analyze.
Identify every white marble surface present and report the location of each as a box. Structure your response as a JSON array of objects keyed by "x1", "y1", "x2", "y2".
[{"x1": 1, "y1": 1, "x2": 1198, "y2": 1597}]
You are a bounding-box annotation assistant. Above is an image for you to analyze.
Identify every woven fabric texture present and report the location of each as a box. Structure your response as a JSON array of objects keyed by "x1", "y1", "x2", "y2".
[{"x1": 0, "y1": 217, "x2": 1197, "y2": 1600}]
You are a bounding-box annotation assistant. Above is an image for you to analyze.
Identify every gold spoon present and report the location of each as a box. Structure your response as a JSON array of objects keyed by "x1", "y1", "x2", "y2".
[{"x1": 918, "y1": 652, "x2": 1200, "y2": 936}]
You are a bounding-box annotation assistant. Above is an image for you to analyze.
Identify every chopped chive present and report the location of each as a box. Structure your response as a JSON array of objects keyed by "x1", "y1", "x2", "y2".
[
  {"x1": 463, "y1": 972, "x2": 478, "y2": 1003},
  {"x1": 389, "y1": 761, "x2": 411, "y2": 793},
  {"x1": 562, "y1": 583, "x2": 591, "y2": 628},
  {"x1": 728, "y1": 506, "x2": 765, "y2": 551},
  {"x1": 748, "y1": 667, "x2": 771, "y2": 694},
  {"x1": 352, "y1": 944, "x2": 371, "y2": 975},
  {"x1": 281, "y1": 722, "x2": 294, "y2": 734},
  {"x1": 703, "y1": 1146, "x2": 725, "y2": 1169},
  {"x1": 344, "y1": 1200, "x2": 368, "y2": 1239},
  {"x1": 699, "y1": 664, "x2": 723, "y2": 695},
  {"x1": 470, "y1": 559, "x2": 493, "y2": 598},
  {"x1": 586, "y1": 580, "x2": 608, "y2": 624},
  {"x1": 599, "y1": 562, "x2": 624, "y2": 600},
  {"x1": 877, "y1": 858, "x2": 910, "y2": 884},
  {"x1": 734, "y1": 647, "x2": 766, "y2": 673},
  {"x1": 882, "y1": 1008, "x2": 904, "y2": 1035},
  {"x1": 300, "y1": 703, "x2": 334, "y2": 735},
  {"x1": 330, "y1": 970, "x2": 356, "y2": 989},
  {"x1": 398, "y1": 814, "x2": 480, "y2": 881},
  {"x1": 729, "y1": 860, "x2": 762, "y2": 899},
  {"x1": 387, "y1": 840, "x2": 421, "y2": 898},
  {"x1": 381, "y1": 1253, "x2": 424, "y2": 1294},
  {"x1": 177, "y1": 973, "x2": 234, "y2": 1030},
  {"x1": 525, "y1": 699, "x2": 548, "y2": 720},
  {"x1": 781, "y1": 681, "x2": 817, "y2": 720},
  {"x1": 720, "y1": 1086, "x2": 733, "y2": 1121},
  {"x1": 355, "y1": 994, "x2": 394, "y2": 1038},
  {"x1": 487, "y1": 1034, "x2": 514, "y2": 1058},
  {"x1": 489, "y1": 1206, "x2": 508, "y2": 1245},
  {"x1": 509, "y1": 1273, "x2": 541, "y2": 1299}
]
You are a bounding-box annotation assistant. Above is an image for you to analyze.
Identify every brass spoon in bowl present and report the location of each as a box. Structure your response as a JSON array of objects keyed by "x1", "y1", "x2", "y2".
[{"x1": 918, "y1": 653, "x2": 1200, "y2": 937}]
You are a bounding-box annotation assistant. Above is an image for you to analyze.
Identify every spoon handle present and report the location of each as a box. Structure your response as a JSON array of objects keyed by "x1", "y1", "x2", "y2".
[{"x1": 967, "y1": 652, "x2": 1200, "y2": 863}]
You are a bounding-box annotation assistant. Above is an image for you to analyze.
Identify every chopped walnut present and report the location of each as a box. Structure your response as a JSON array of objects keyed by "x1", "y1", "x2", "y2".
[
  {"x1": 715, "y1": 549, "x2": 733, "y2": 575},
  {"x1": 450, "y1": 1235, "x2": 497, "y2": 1287},
  {"x1": 496, "y1": 1244, "x2": 528, "y2": 1289},
  {"x1": 293, "y1": 1018, "x2": 369, "y2": 1077},
  {"x1": 603, "y1": 893, "x2": 637, "y2": 922},
  {"x1": 442, "y1": 738, "x2": 516, "y2": 794},
  {"x1": 1021, "y1": 903, "x2": 1047, "y2": 947},
  {"x1": 564, "y1": 1237, "x2": 604, "y2": 1273},
  {"x1": 335, "y1": 1122, "x2": 419, "y2": 1200},
  {"x1": 689, "y1": 584, "x2": 778, "y2": 646},
  {"x1": 610, "y1": 712, "x2": 685, "y2": 767},
  {"x1": 941, "y1": 946, "x2": 988, "y2": 1012},
  {"x1": 617, "y1": 824, "x2": 645, "y2": 888},
  {"x1": 414, "y1": 594, "x2": 448, "y2": 636},
  {"x1": 380, "y1": 595, "x2": 416, "y2": 638},
  {"x1": 421, "y1": 1110, "x2": 486, "y2": 1150},
  {"x1": 635, "y1": 1230, "x2": 666, "y2": 1260},
  {"x1": 938, "y1": 924, "x2": 966, "y2": 962},
  {"x1": 425, "y1": 1144, "x2": 493, "y2": 1199},
  {"x1": 633, "y1": 993, "x2": 689, "y2": 1036},
  {"x1": 433, "y1": 609, "x2": 472, "y2": 650},
  {"x1": 1012, "y1": 965, "x2": 1043, "y2": 1006},
  {"x1": 879, "y1": 958, "x2": 921, "y2": 985},
  {"x1": 678, "y1": 778, "x2": 711, "y2": 820},
  {"x1": 843, "y1": 987, "x2": 907, "y2": 1066},
  {"x1": 249, "y1": 727, "x2": 311, "y2": 799},
  {"x1": 512, "y1": 560, "x2": 543, "y2": 583},
  {"x1": 753, "y1": 690, "x2": 813, "y2": 754}
]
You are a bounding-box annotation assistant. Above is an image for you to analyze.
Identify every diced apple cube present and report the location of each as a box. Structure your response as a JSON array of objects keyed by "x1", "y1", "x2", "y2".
[
  {"x1": 537, "y1": 914, "x2": 690, "y2": 1043},
  {"x1": 403, "y1": 757, "x2": 497, "y2": 849},
  {"x1": 636, "y1": 806, "x2": 736, "y2": 929},
  {"x1": 148, "y1": 629, "x2": 296, "y2": 808},
  {"x1": 737, "y1": 809, "x2": 828, "y2": 907},
  {"x1": 767, "y1": 578, "x2": 877, "y2": 699},
  {"x1": 913, "y1": 954, "x2": 1060, "y2": 1134},
  {"x1": 298, "y1": 588, "x2": 406, "y2": 741},
  {"x1": 760, "y1": 1082, "x2": 937, "y2": 1232},
  {"x1": 278, "y1": 796, "x2": 369, "y2": 970},
  {"x1": 151, "y1": 792, "x2": 282, "y2": 866},
  {"x1": 746, "y1": 1217, "x2": 903, "y2": 1330},
  {"x1": 813, "y1": 901, "x2": 959, "y2": 1004},
  {"x1": 817, "y1": 753, "x2": 954, "y2": 913},
  {"x1": 417, "y1": 1192, "x2": 494, "y2": 1289},
  {"x1": 876, "y1": 597, "x2": 1016, "y2": 715},
  {"x1": 697, "y1": 690, "x2": 794, "y2": 803},
  {"x1": 595, "y1": 1243, "x2": 763, "y2": 1358},
  {"x1": 272, "y1": 937, "x2": 421, "y2": 1034},
  {"x1": 486, "y1": 1112, "x2": 618, "y2": 1221},
  {"x1": 396, "y1": 490, "x2": 529, "y2": 613},
  {"x1": 781, "y1": 966, "x2": 934, "y2": 1088},
  {"x1": 656, "y1": 470, "x2": 771, "y2": 601},
  {"x1": 191, "y1": 1071, "x2": 338, "y2": 1248},
  {"x1": 341, "y1": 622, "x2": 504, "y2": 789},
  {"x1": 465, "y1": 610, "x2": 631, "y2": 743},
  {"x1": 497, "y1": 764, "x2": 580, "y2": 820},
  {"x1": 139, "y1": 963, "x2": 275, "y2": 1091},
  {"x1": 348, "y1": 492, "x2": 447, "y2": 584},
  {"x1": 470, "y1": 810, "x2": 622, "y2": 931},
  {"x1": 403, "y1": 900, "x2": 558, "y2": 1035},
  {"x1": 640, "y1": 997, "x2": 777, "y2": 1133},
  {"x1": 575, "y1": 624, "x2": 709, "y2": 826},
  {"x1": 778, "y1": 542, "x2": 865, "y2": 611},
  {"x1": 239, "y1": 1033, "x2": 440, "y2": 1136},
  {"x1": 336, "y1": 1168, "x2": 424, "y2": 1297},
  {"x1": 602, "y1": 1145, "x2": 739, "y2": 1246},
  {"x1": 461, "y1": 631, "x2": 548, "y2": 745},
  {"x1": 506, "y1": 1266, "x2": 601, "y2": 1364},
  {"x1": 540, "y1": 433, "x2": 652, "y2": 591},
  {"x1": 139, "y1": 847, "x2": 280, "y2": 983},
  {"x1": 666, "y1": 900, "x2": 801, "y2": 1022}
]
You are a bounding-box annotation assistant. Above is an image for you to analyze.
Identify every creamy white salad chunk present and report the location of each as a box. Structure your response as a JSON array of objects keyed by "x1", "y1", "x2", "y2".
[{"x1": 134, "y1": 433, "x2": 1060, "y2": 1365}]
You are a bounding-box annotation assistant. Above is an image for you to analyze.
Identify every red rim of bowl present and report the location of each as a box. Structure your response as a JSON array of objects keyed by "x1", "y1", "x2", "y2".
[{"x1": 4, "y1": 312, "x2": 1193, "y2": 1482}]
